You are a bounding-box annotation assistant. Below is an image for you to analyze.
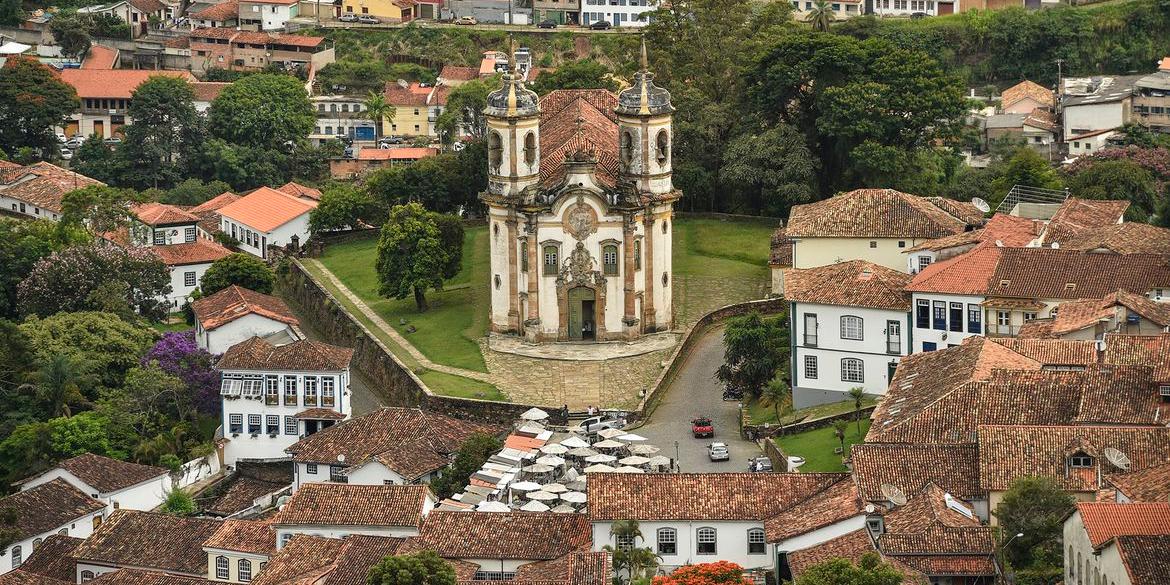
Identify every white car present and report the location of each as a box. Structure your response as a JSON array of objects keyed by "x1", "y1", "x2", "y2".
[
  {"x1": 59, "y1": 149, "x2": 73, "y2": 160},
  {"x1": 708, "y1": 442, "x2": 729, "y2": 462},
  {"x1": 574, "y1": 414, "x2": 626, "y2": 435}
]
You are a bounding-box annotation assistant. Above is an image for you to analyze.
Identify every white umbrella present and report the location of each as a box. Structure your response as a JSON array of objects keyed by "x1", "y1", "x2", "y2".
[
  {"x1": 628, "y1": 444, "x2": 660, "y2": 455},
  {"x1": 561, "y1": 468, "x2": 580, "y2": 482},
  {"x1": 542, "y1": 482, "x2": 568, "y2": 494},
  {"x1": 527, "y1": 490, "x2": 558, "y2": 501},
  {"x1": 559, "y1": 436, "x2": 590, "y2": 448},
  {"x1": 551, "y1": 504, "x2": 577, "y2": 513},
  {"x1": 523, "y1": 464, "x2": 554, "y2": 474},
  {"x1": 616, "y1": 433, "x2": 648, "y2": 442},
  {"x1": 509, "y1": 481, "x2": 542, "y2": 492},
  {"x1": 585, "y1": 453, "x2": 617, "y2": 464},
  {"x1": 521, "y1": 407, "x2": 550, "y2": 421},
  {"x1": 476, "y1": 501, "x2": 510, "y2": 512},
  {"x1": 619, "y1": 455, "x2": 650, "y2": 466},
  {"x1": 539, "y1": 443, "x2": 569, "y2": 455},
  {"x1": 584, "y1": 464, "x2": 617, "y2": 473},
  {"x1": 566, "y1": 480, "x2": 588, "y2": 491},
  {"x1": 593, "y1": 440, "x2": 625, "y2": 449},
  {"x1": 535, "y1": 455, "x2": 566, "y2": 467},
  {"x1": 560, "y1": 491, "x2": 587, "y2": 504},
  {"x1": 597, "y1": 428, "x2": 625, "y2": 439},
  {"x1": 647, "y1": 455, "x2": 671, "y2": 468},
  {"x1": 517, "y1": 422, "x2": 546, "y2": 434},
  {"x1": 567, "y1": 447, "x2": 598, "y2": 458},
  {"x1": 614, "y1": 466, "x2": 645, "y2": 473},
  {"x1": 520, "y1": 500, "x2": 550, "y2": 512}
]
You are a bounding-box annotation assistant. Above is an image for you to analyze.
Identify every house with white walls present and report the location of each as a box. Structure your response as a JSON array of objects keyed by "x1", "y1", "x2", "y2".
[
  {"x1": 901, "y1": 213, "x2": 1039, "y2": 275},
  {"x1": 272, "y1": 484, "x2": 435, "y2": 547},
  {"x1": 192, "y1": 285, "x2": 302, "y2": 354},
  {"x1": 218, "y1": 337, "x2": 353, "y2": 465},
  {"x1": 0, "y1": 162, "x2": 104, "y2": 221},
  {"x1": 72, "y1": 510, "x2": 223, "y2": 582},
  {"x1": 784, "y1": 260, "x2": 912, "y2": 408},
  {"x1": 14, "y1": 453, "x2": 170, "y2": 516},
  {"x1": 217, "y1": 186, "x2": 317, "y2": 259},
  {"x1": 0, "y1": 479, "x2": 104, "y2": 576},
  {"x1": 203, "y1": 519, "x2": 276, "y2": 583},
  {"x1": 1063, "y1": 502, "x2": 1170, "y2": 585}
]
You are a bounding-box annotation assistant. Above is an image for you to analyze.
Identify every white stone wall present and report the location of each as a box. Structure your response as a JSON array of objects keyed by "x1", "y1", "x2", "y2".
[
  {"x1": 910, "y1": 293, "x2": 986, "y2": 353},
  {"x1": 221, "y1": 368, "x2": 350, "y2": 465},
  {"x1": 1063, "y1": 509, "x2": 1133, "y2": 585},
  {"x1": 0, "y1": 195, "x2": 59, "y2": 221},
  {"x1": 198, "y1": 314, "x2": 299, "y2": 355},
  {"x1": 790, "y1": 301, "x2": 909, "y2": 406},
  {"x1": 591, "y1": 520, "x2": 774, "y2": 572},
  {"x1": 793, "y1": 237, "x2": 925, "y2": 273}
]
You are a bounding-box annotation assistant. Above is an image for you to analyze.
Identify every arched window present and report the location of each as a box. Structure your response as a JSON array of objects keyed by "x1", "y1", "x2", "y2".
[
  {"x1": 841, "y1": 358, "x2": 864, "y2": 383},
  {"x1": 620, "y1": 131, "x2": 634, "y2": 166},
  {"x1": 747, "y1": 528, "x2": 766, "y2": 554},
  {"x1": 543, "y1": 245, "x2": 559, "y2": 274},
  {"x1": 215, "y1": 556, "x2": 229, "y2": 580},
  {"x1": 57, "y1": 528, "x2": 67, "y2": 536},
  {"x1": 524, "y1": 131, "x2": 537, "y2": 165},
  {"x1": 840, "y1": 315, "x2": 864, "y2": 340},
  {"x1": 656, "y1": 528, "x2": 676, "y2": 555},
  {"x1": 10, "y1": 545, "x2": 20, "y2": 568},
  {"x1": 602, "y1": 244, "x2": 618, "y2": 276},
  {"x1": 656, "y1": 129, "x2": 669, "y2": 165},
  {"x1": 81, "y1": 570, "x2": 95, "y2": 582},
  {"x1": 239, "y1": 559, "x2": 253, "y2": 582},
  {"x1": 1068, "y1": 545, "x2": 1075, "y2": 579},
  {"x1": 633, "y1": 239, "x2": 642, "y2": 271},
  {"x1": 488, "y1": 131, "x2": 503, "y2": 172},
  {"x1": 696, "y1": 527, "x2": 716, "y2": 555}
]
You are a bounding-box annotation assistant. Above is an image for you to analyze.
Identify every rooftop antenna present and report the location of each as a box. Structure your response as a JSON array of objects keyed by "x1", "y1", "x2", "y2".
[
  {"x1": 880, "y1": 483, "x2": 907, "y2": 507},
  {"x1": 1104, "y1": 447, "x2": 1131, "y2": 470}
]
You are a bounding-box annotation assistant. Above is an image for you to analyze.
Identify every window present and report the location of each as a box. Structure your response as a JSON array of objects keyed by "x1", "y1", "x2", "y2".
[
  {"x1": 656, "y1": 528, "x2": 676, "y2": 555},
  {"x1": 923, "y1": 342, "x2": 937, "y2": 352},
  {"x1": 322, "y1": 377, "x2": 336, "y2": 407},
  {"x1": 184, "y1": 227, "x2": 196, "y2": 242},
  {"x1": 215, "y1": 556, "x2": 229, "y2": 579},
  {"x1": 10, "y1": 545, "x2": 20, "y2": 568},
  {"x1": 747, "y1": 528, "x2": 766, "y2": 554},
  {"x1": 473, "y1": 572, "x2": 517, "y2": 581},
  {"x1": 184, "y1": 271, "x2": 196, "y2": 287},
  {"x1": 932, "y1": 301, "x2": 947, "y2": 330},
  {"x1": 247, "y1": 414, "x2": 261, "y2": 434},
  {"x1": 918, "y1": 256, "x2": 932, "y2": 271},
  {"x1": 524, "y1": 131, "x2": 537, "y2": 165},
  {"x1": 967, "y1": 304, "x2": 982, "y2": 334},
  {"x1": 1159, "y1": 385, "x2": 1170, "y2": 402},
  {"x1": 898, "y1": 240, "x2": 906, "y2": 248},
  {"x1": 226, "y1": 413, "x2": 245, "y2": 434},
  {"x1": 81, "y1": 570, "x2": 95, "y2": 582},
  {"x1": 543, "y1": 245, "x2": 559, "y2": 273},
  {"x1": 620, "y1": 131, "x2": 633, "y2": 166},
  {"x1": 800, "y1": 313, "x2": 819, "y2": 343},
  {"x1": 840, "y1": 316, "x2": 863, "y2": 341},
  {"x1": 238, "y1": 559, "x2": 252, "y2": 583},
  {"x1": 306, "y1": 463, "x2": 318, "y2": 474},
  {"x1": 266, "y1": 415, "x2": 279, "y2": 435},
  {"x1": 916, "y1": 300, "x2": 930, "y2": 328},
  {"x1": 329, "y1": 465, "x2": 348, "y2": 483},
  {"x1": 603, "y1": 245, "x2": 618, "y2": 276},
  {"x1": 280, "y1": 533, "x2": 293, "y2": 547},
  {"x1": 696, "y1": 527, "x2": 716, "y2": 555},
  {"x1": 869, "y1": 241, "x2": 877, "y2": 248},
  {"x1": 656, "y1": 129, "x2": 669, "y2": 165},
  {"x1": 634, "y1": 239, "x2": 642, "y2": 270},
  {"x1": 949, "y1": 303, "x2": 963, "y2": 332},
  {"x1": 841, "y1": 358, "x2": 864, "y2": 383},
  {"x1": 997, "y1": 310, "x2": 1010, "y2": 328},
  {"x1": 488, "y1": 131, "x2": 503, "y2": 171},
  {"x1": 241, "y1": 376, "x2": 263, "y2": 399},
  {"x1": 520, "y1": 240, "x2": 528, "y2": 272},
  {"x1": 284, "y1": 376, "x2": 298, "y2": 406},
  {"x1": 1023, "y1": 311, "x2": 1037, "y2": 322},
  {"x1": 1069, "y1": 453, "x2": 1093, "y2": 468},
  {"x1": 804, "y1": 355, "x2": 818, "y2": 379},
  {"x1": 304, "y1": 376, "x2": 318, "y2": 406},
  {"x1": 886, "y1": 320, "x2": 901, "y2": 354},
  {"x1": 153, "y1": 231, "x2": 166, "y2": 245},
  {"x1": 285, "y1": 415, "x2": 298, "y2": 435},
  {"x1": 616, "y1": 533, "x2": 635, "y2": 551},
  {"x1": 265, "y1": 375, "x2": 279, "y2": 405}
]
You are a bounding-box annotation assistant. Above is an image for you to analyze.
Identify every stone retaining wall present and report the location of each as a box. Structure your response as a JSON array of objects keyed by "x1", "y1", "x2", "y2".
[{"x1": 744, "y1": 405, "x2": 878, "y2": 439}]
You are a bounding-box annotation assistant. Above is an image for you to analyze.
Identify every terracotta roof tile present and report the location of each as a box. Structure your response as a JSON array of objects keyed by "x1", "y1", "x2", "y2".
[
  {"x1": 906, "y1": 213, "x2": 1038, "y2": 253},
  {"x1": 1077, "y1": 502, "x2": 1170, "y2": 548},
  {"x1": 73, "y1": 510, "x2": 223, "y2": 575},
  {"x1": 355, "y1": 147, "x2": 438, "y2": 161},
  {"x1": 16, "y1": 535, "x2": 83, "y2": 582},
  {"x1": 190, "y1": 0, "x2": 237, "y2": 20},
  {"x1": 1044, "y1": 198, "x2": 1130, "y2": 244},
  {"x1": 0, "y1": 572, "x2": 72, "y2": 585},
  {"x1": 0, "y1": 163, "x2": 104, "y2": 213},
  {"x1": 218, "y1": 186, "x2": 316, "y2": 232},
  {"x1": 133, "y1": 202, "x2": 200, "y2": 226},
  {"x1": 0, "y1": 480, "x2": 103, "y2": 542},
  {"x1": 1108, "y1": 460, "x2": 1170, "y2": 503},
  {"x1": 784, "y1": 260, "x2": 912, "y2": 311},
  {"x1": 202, "y1": 519, "x2": 276, "y2": 554},
  {"x1": 190, "y1": 27, "x2": 322, "y2": 48},
  {"x1": 764, "y1": 476, "x2": 863, "y2": 541},
  {"x1": 60, "y1": 69, "x2": 195, "y2": 99},
  {"x1": 978, "y1": 425, "x2": 1170, "y2": 492},
  {"x1": 150, "y1": 238, "x2": 233, "y2": 267},
  {"x1": 786, "y1": 530, "x2": 879, "y2": 579},
  {"x1": 991, "y1": 338, "x2": 1099, "y2": 365},
  {"x1": 1060, "y1": 222, "x2": 1170, "y2": 256},
  {"x1": 787, "y1": 189, "x2": 971, "y2": 239},
  {"x1": 1104, "y1": 333, "x2": 1170, "y2": 382},
  {"x1": 294, "y1": 407, "x2": 346, "y2": 420},
  {"x1": 19, "y1": 453, "x2": 167, "y2": 493},
  {"x1": 273, "y1": 483, "x2": 430, "y2": 528},
  {"x1": 538, "y1": 89, "x2": 620, "y2": 188},
  {"x1": 192, "y1": 285, "x2": 298, "y2": 331},
  {"x1": 850, "y1": 443, "x2": 982, "y2": 502},
  {"x1": 1002, "y1": 80, "x2": 1054, "y2": 111},
  {"x1": 877, "y1": 486, "x2": 994, "y2": 556},
  {"x1": 203, "y1": 476, "x2": 288, "y2": 517},
  {"x1": 251, "y1": 535, "x2": 407, "y2": 585},
  {"x1": 439, "y1": 65, "x2": 479, "y2": 81},
  {"x1": 892, "y1": 555, "x2": 997, "y2": 576},
  {"x1": 906, "y1": 243, "x2": 1002, "y2": 295},
  {"x1": 588, "y1": 472, "x2": 849, "y2": 521},
  {"x1": 87, "y1": 570, "x2": 213, "y2": 585},
  {"x1": 191, "y1": 81, "x2": 231, "y2": 102},
  {"x1": 189, "y1": 192, "x2": 240, "y2": 214},
  {"x1": 82, "y1": 45, "x2": 118, "y2": 69},
  {"x1": 277, "y1": 182, "x2": 322, "y2": 201},
  {"x1": 218, "y1": 337, "x2": 353, "y2": 371},
  {"x1": 383, "y1": 81, "x2": 432, "y2": 106},
  {"x1": 402, "y1": 512, "x2": 590, "y2": 560},
  {"x1": 769, "y1": 227, "x2": 793, "y2": 267},
  {"x1": 129, "y1": 0, "x2": 166, "y2": 13},
  {"x1": 1117, "y1": 534, "x2": 1170, "y2": 585}
]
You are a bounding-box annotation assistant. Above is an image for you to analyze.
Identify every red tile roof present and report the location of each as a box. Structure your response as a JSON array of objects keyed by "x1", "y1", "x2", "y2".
[
  {"x1": 538, "y1": 89, "x2": 621, "y2": 188},
  {"x1": 189, "y1": 27, "x2": 324, "y2": 48},
  {"x1": 189, "y1": 192, "x2": 240, "y2": 214},
  {"x1": 1059, "y1": 222, "x2": 1170, "y2": 256},
  {"x1": 190, "y1": 0, "x2": 238, "y2": 20},
  {"x1": 277, "y1": 182, "x2": 321, "y2": 201},
  {"x1": 273, "y1": 483, "x2": 431, "y2": 528},
  {"x1": 1117, "y1": 534, "x2": 1170, "y2": 585},
  {"x1": 73, "y1": 510, "x2": 223, "y2": 575},
  {"x1": 402, "y1": 512, "x2": 591, "y2": 560},
  {"x1": 133, "y1": 202, "x2": 201, "y2": 226},
  {"x1": 784, "y1": 260, "x2": 912, "y2": 311},
  {"x1": 0, "y1": 572, "x2": 72, "y2": 585},
  {"x1": 439, "y1": 65, "x2": 479, "y2": 81},
  {"x1": 905, "y1": 243, "x2": 1002, "y2": 294},
  {"x1": 218, "y1": 186, "x2": 316, "y2": 232},
  {"x1": 16, "y1": 535, "x2": 83, "y2": 582},
  {"x1": 86, "y1": 571, "x2": 212, "y2": 585},
  {"x1": 851, "y1": 443, "x2": 982, "y2": 502},
  {"x1": 217, "y1": 337, "x2": 352, "y2": 371},
  {"x1": 82, "y1": 44, "x2": 118, "y2": 69},
  {"x1": 151, "y1": 238, "x2": 233, "y2": 267},
  {"x1": 17, "y1": 453, "x2": 166, "y2": 493},
  {"x1": 1076, "y1": 502, "x2": 1170, "y2": 548},
  {"x1": 1044, "y1": 198, "x2": 1130, "y2": 244},
  {"x1": 59, "y1": 69, "x2": 195, "y2": 99},
  {"x1": 383, "y1": 81, "x2": 432, "y2": 106},
  {"x1": 191, "y1": 285, "x2": 299, "y2": 331},
  {"x1": 764, "y1": 475, "x2": 864, "y2": 542},
  {"x1": 1104, "y1": 333, "x2": 1170, "y2": 382},
  {"x1": 0, "y1": 162, "x2": 104, "y2": 213},
  {"x1": 1002, "y1": 80, "x2": 1054, "y2": 111},
  {"x1": 0, "y1": 479, "x2": 103, "y2": 542},
  {"x1": 906, "y1": 213, "x2": 1039, "y2": 253},
  {"x1": 770, "y1": 227, "x2": 793, "y2": 267},
  {"x1": 202, "y1": 519, "x2": 276, "y2": 555},
  {"x1": 251, "y1": 535, "x2": 407, "y2": 585},
  {"x1": 787, "y1": 189, "x2": 972, "y2": 239},
  {"x1": 355, "y1": 147, "x2": 438, "y2": 161},
  {"x1": 191, "y1": 81, "x2": 231, "y2": 102},
  {"x1": 1109, "y1": 460, "x2": 1170, "y2": 503},
  {"x1": 990, "y1": 338, "x2": 1099, "y2": 365}
]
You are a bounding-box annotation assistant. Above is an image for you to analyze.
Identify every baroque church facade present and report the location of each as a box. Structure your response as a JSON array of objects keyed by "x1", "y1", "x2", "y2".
[{"x1": 480, "y1": 44, "x2": 680, "y2": 342}]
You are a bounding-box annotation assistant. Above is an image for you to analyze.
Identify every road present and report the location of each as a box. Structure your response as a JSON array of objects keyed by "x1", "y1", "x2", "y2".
[
  {"x1": 288, "y1": 17, "x2": 640, "y2": 33},
  {"x1": 636, "y1": 324, "x2": 763, "y2": 473}
]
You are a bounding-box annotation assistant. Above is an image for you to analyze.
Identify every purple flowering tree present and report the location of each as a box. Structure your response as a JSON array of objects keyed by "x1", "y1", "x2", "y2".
[{"x1": 143, "y1": 331, "x2": 220, "y2": 415}]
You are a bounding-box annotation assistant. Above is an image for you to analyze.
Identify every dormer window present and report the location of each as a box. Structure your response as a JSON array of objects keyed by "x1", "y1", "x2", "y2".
[
  {"x1": 866, "y1": 517, "x2": 884, "y2": 537},
  {"x1": 153, "y1": 231, "x2": 166, "y2": 245},
  {"x1": 1069, "y1": 452, "x2": 1093, "y2": 468},
  {"x1": 1065, "y1": 282, "x2": 1076, "y2": 291},
  {"x1": 999, "y1": 279, "x2": 1011, "y2": 287},
  {"x1": 1159, "y1": 385, "x2": 1170, "y2": 402}
]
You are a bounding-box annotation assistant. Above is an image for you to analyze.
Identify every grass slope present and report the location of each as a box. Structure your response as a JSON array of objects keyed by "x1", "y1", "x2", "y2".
[{"x1": 775, "y1": 419, "x2": 872, "y2": 473}]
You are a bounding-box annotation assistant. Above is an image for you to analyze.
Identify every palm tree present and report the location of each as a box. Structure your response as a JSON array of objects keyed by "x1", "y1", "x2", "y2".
[
  {"x1": 625, "y1": 546, "x2": 661, "y2": 582},
  {"x1": 604, "y1": 520, "x2": 647, "y2": 584},
  {"x1": 761, "y1": 377, "x2": 792, "y2": 432},
  {"x1": 19, "y1": 354, "x2": 93, "y2": 418},
  {"x1": 807, "y1": 0, "x2": 835, "y2": 32},
  {"x1": 363, "y1": 91, "x2": 394, "y2": 145},
  {"x1": 832, "y1": 419, "x2": 848, "y2": 456},
  {"x1": 848, "y1": 386, "x2": 866, "y2": 436}
]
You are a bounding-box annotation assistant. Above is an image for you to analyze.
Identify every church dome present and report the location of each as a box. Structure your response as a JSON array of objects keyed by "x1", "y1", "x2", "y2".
[
  {"x1": 486, "y1": 75, "x2": 540, "y2": 118},
  {"x1": 616, "y1": 39, "x2": 672, "y2": 116}
]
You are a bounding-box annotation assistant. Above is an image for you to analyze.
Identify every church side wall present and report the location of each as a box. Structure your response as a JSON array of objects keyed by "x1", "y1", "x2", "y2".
[{"x1": 488, "y1": 208, "x2": 514, "y2": 333}]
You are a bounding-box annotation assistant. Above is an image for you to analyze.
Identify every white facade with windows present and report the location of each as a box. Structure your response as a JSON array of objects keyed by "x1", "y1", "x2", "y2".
[
  {"x1": 1062, "y1": 507, "x2": 1135, "y2": 585},
  {"x1": 292, "y1": 459, "x2": 442, "y2": 492},
  {"x1": 206, "y1": 549, "x2": 268, "y2": 583},
  {"x1": 17, "y1": 467, "x2": 168, "y2": 516},
  {"x1": 591, "y1": 521, "x2": 774, "y2": 573},
  {"x1": 910, "y1": 293, "x2": 987, "y2": 353},
  {"x1": 790, "y1": 302, "x2": 909, "y2": 408},
  {"x1": 310, "y1": 95, "x2": 376, "y2": 147},
  {"x1": 219, "y1": 213, "x2": 311, "y2": 260},
  {"x1": 578, "y1": 0, "x2": 654, "y2": 27},
  {"x1": 196, "y1": 312, "x2": 301, "y2": 356}
]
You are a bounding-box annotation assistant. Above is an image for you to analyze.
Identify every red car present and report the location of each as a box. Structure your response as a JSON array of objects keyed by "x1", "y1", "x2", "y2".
[{"x1": 691, "y1": 417, "x2": 714, "y2": 438}]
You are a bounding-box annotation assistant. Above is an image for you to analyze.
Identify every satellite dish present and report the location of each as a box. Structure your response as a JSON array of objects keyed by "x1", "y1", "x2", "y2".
[
  {"x1": 995, "y1": 240, "x2": 1004, "y2": 247},
  {"x1": 880, "y1": 483, "x2": 907, "y2": 506},
  {"x1": 337, "y1": 454, "x2": 346, "y2": 463},
  {"x1": 864, "y1": 503, "x2": 876, "y2": 514},
  {"x1": 396, "y1": 79, "x2": 409, "y2": 89},
  {"x1": 1104, "y1": 447, "x2": 1131, "y2": 470},
  {"x1": 1051, "y1": 242, "x2": 1060, "y2": 249},
  {"x1": 971, "y1": 197, "x2": 991, "y2": 213}
]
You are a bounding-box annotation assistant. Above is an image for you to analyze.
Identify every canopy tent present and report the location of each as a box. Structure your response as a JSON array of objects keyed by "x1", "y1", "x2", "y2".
[
  {"x1": 560, "y1": 491, "x2": 586, "y2": 504},
  {"x1": 584, "y1": 464, "x2": 617, "y2": 473},
  {"x1": 535, "y1": 455, "x2": 566, "y2": 467},
  {"x1": 541, "y1": 482, "x2": 568, "y2": 494},
  {"x1": 539, "y1": 443, "x2": 569, "y2": 455},
  {"x1": 527, "y1": 490, "x2": 558, "y2": 501},
  {"x1": 618, "y1": 455, "x2": 650, "y2": 466},
  {"x1": 476, "y1": 501, "x2": 510, "y2": 512},
  {"x1": 627, "y1": 444, "x2": 660, "y2": 455},
  {"x1": 585, "y1": 453, "x2": 617, "y2": 464},
  {"x1": 522, "y1": 464, "x2": 554, "y2": 474},
  {"x1": 567, "y1": 447, "x2": 598, "y2": 458},
  {"x1": 520, "y1": 407, "x2": 550, "y2": 421},
  {"x1": 647, "y1": 455, "x2": 672, "y2": 468},
  {"x1": 592, "y1": 440, "x2": 625, "y2": 449},
  {"x1": 551, "y1": 504, "x2": 577, "y2": 513},
  {"x1": 520, "y1": 500, "x2": 551, "y2": 512},
  {"x1": 558, "y1": 435, "x2": 590, "y2": 448},
  {"x1": 508, "y1": 481, "x2": 542, "y2": 492},
  {"x1": 596, "y1": 428, "x2": 625, "y2": 439},
  {"x1": 616, "y1": 433, "x2": 648, "y2": 442},
  {"x1": 613, "y1": 466, "x2": 645, "y2": 473}
]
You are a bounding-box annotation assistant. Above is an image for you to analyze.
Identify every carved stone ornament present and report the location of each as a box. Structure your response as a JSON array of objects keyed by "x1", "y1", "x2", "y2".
[
  {"x1": 557, "y1": 242, "x2": 605, "y2": 287},
  {"x1": 564, "y1": 198, "x2": 598, "y2": 241}
]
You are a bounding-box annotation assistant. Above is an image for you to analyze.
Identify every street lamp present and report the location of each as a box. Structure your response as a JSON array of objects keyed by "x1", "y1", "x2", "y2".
[
  {"x1": 674, "y1": 440, "x2": 679, "y2": 472},
  {"x1": 1001, "y1": 532, "x2": 1025, "y2": 550}
]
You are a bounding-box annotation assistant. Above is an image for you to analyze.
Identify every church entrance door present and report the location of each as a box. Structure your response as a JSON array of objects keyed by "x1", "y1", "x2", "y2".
[{"x1": 567, "y1": 286, "x2": 596, "y2": 341}]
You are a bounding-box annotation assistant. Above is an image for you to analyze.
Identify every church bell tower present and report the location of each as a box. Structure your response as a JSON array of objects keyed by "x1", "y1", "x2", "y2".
[
  {"x1": 616, "y1": 37, "x2": 674, "y2": 195},
  {"x1": 484, "y1": 42, "x2": 541, "y2": 198}
]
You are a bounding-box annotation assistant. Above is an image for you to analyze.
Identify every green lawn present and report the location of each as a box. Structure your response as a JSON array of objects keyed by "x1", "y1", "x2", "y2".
[
  {"x1": 775, "y1": 419, "x2": 872, "y2": 473},
  {"x1": 672, "y1": 216, "x2": 778, "y2": 324},
  {"x1": 745, "y1": 396, "x2": 878, "y2": 426},
  {"x1": 418, "y1": 370, "x2": 506, "y2": 401},
  {"x1": 151, "y1": 314, "x2": 193, "y2": 334}
]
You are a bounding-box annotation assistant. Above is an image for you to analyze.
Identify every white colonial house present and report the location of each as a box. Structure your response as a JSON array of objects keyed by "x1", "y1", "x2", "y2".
[
  {"x1": 217, "y1": 337, "x2": 354, "y2": 465},
  {"x1": 192, "y1": 285, "x2": 302, "y2": 354},
  {"x1": 0, "y1": 479, "x2": 105, "y2": 576},
  {"x1": 14, "y1": 453, "x2": 170, "y2": 516},
  {"x1": 0, "y1": 162, "x2": 104, "y2": 222},
  {"x1": 203, "y1": 519, "x2": 276, "y2": 583},
  {"x1": 217, "y1": 186, "x2": 317, "y2": 259},
  {"x1": 1063, "y1": 502, "x2": 1170, "y2": 585},
  {"x1": 784, "y1": 260, "x2": 911, "y2": 408},
  {"x1": 272, "y1": 484, "x2": 434, "y2": 548},
  {"x1": 72, "y1": 510, "x2": 223, "y2": 582},
  {"x1": 479, "y1": 43, "x2": 678, "y2": 342}
]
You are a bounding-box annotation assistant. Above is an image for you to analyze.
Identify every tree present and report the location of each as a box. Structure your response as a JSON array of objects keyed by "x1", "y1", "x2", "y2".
[
  {"x1": 720, "y1": 124, "x2": 817, "y2": 216},
  {"x1": 363, "y1": 91, "x2": 394, "y2": 144},
  {"x1": 375, "y1": 203, "x2": 450, "y2": 312},
  {"x1": 430, "y1": 212, "x2": 464, "y2": 280},
  {"x1": 54, "y1": 22, "x2": 92, "y2": 60},
  {"x1": 309, "y1": 185, "x2": 380, "y2": 234},
  {"x1": 0, "y1": 0, "x2": 20, "y2": 26},
  {"x1": 832, "y1": 419, "x2": 849, "y2": 456},
  {"x1": 715, "y1": 311, "x2": 790, "y2": 399},
  {"x1": 19, "y1": 311, "x2": 156, "y2": 390},
  {"x1": 18, "y1": 353, "x2": 94, "y2": 418},
  {"x1": 807, "y1": 0, "x2": 836, "y2": 32},
  {"x1": 0, "y1": 57, "x2": 79, "y2": 155},
  {"x1": 427, "y1": 433, "x2": 501, "y2": 499},
  {"x1": 435, "y1": 78, "x2": 492, "y2": 141},
  {"x1": 143, "y1": 331, "x2": 219, "y2": 415},
  {"x1": 59, "y1": 185, "x2": 141, "y2": 234},
  {"x1": 367, "y1": 550, "x2": 456, "y2": 585},
  {"x1": 530, "y1": 60, "x2": 619, "y2": 95},
  {"x1": 200, "y1": 253, "x2": 276, "y2": 296},
  {"x1": 119, "y1": 75, "x2": 204, "y2": 189},
  {"x1": 793, "y1": 552, "x2": 906, "y2": 585},
  {"x1": 208, "y1": 74, "x2": 315, "y2": 150},
  {"x1": 160, "y1": 178, "x2": 233, "y2": 207},
  {"x1": 0, "y1": 218, "x2": 79, "y2": 320},
  {"x1": 848, "y1": 386, "x2": 866, "y2": 435},
  {"x1": 761, "y1": 376, "x2": 792, "y2": 428},
  {"x1": 71, "y1": 135, "x2": 123, "y2": 184},
  {"x1": 17, "y1": 243, "x2": 171, "y2": 320},
  {"x1": 993, "y1": 476, "x2": 1075, "y2": 574},
  {"x1": 990, "y1": 147, "x2": 1062, "y2": 208},
  {"x1": 651, "y1": 561, "x2": 753, "y2": 584},
  {"x1": 605, "y1": 520, "x2": 659, "y2": 584},
  {"x1": 1064, "y1": 159, "x2": 1158, "y2": 222},
  {"x1": 160, "y1": 488, "x2": 196, "y2": 516}
]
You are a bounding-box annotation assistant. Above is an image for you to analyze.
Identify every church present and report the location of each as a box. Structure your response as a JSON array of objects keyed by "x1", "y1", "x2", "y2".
[{"x1": 480, "y1": 42, "x2": 681, "y2": 343}]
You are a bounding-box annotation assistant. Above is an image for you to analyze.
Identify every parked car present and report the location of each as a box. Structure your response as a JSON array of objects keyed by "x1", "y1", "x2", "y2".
[
  {"x1": 588, "y1": 20, "x2": 611, "y2": 30},
  {"x1": 56, "y1": 133, "x2": 68, "y2": 143},
  {"x1": 577, "y1": 414, "x2": 626, "y2": 434},
  {"x1": 358, "y1": 14, "x2": 379, "y2": 23},
  {"x1": 379, "y1": 135, "x2": 406, "y2": 145},
  {"x1": 59, "y1": 148, "x2": 73, "y2": 161},
  {"x1": 103, "y1": 137, "x2": 122, "y2": 145},
  {"x1": 911, "y1": 11, "x2": 928, "y2": 18},
  {"x1": 708, "y1": 442, "x2": 729, "y2": 462},
  {"x1": 537, "y1": 19, "x2": 557, "y2": 28},
  {"x1": 748, "y1": 456, "x2": 773, "y2": 472},
  {"x1": 691, "y1": 417, "x2": 714, "y2": 438},
  {"x1": 454, "y1": 15, "x2": 477, "y2": 25},
  {"x1": 338, "y1": 13, "x2": 358, "y2": 22},
  {"x1": 64, "y1": 137, "x2": 84, "y2": 149}
]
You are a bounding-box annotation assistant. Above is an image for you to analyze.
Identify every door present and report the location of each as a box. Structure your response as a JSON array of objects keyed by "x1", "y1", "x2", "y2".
[
  {"x1": 567, "y1": 287, "x2": 595, "y2": 340},
  {"x1": 886, "y1": 320, "x2": 901, "y2": 354},
  {"x1": 937, "y1": 1, "x2": 953, "y2": 12},
  {"x1": 582, "y1": 300, "x2": 596, "y2": 340},
  {"x1": 887, "y1": 361, "x2": 898, "y2": 382},
  {"x1": 92, "y1": 120, "x2": 105, "y2": 139},
  {"x1": 304, "y1": 420, "x2": 319, "y2": 435}
]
